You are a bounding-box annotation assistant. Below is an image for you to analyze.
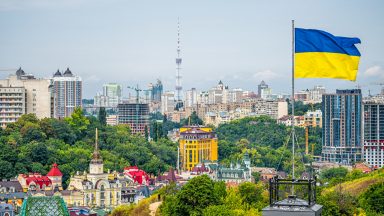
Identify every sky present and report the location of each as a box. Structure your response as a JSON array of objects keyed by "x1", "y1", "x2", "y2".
[{"x1": 0, "y1": 0, "x2": 383, "y2": 98}]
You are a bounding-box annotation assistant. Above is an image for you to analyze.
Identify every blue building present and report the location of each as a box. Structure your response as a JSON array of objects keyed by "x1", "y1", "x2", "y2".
[{"x1": 322, "y1": 89, "x2": 362, "y2": 165}]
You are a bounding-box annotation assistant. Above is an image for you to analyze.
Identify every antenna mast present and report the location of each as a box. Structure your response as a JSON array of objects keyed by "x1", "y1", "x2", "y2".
[{"x1": 175, "y1": 18, "x2": 183, "y2": 110}]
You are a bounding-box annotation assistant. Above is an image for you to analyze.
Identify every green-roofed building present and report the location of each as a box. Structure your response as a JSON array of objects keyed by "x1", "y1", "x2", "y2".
[{"x1": 19, "y1": 196, "x2": 69, "y2": 216}]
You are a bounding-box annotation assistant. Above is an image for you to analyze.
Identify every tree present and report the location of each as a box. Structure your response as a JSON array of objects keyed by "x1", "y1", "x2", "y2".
[
  {"x1": 98, "y1": 107, "x2": 107, "y2": 126},
  {"x1": 252, "y1": 172, "x2": 261, "y2": 182},
  {"x1": 321, "y1": 167, "x2": 349, "y2": 181},
  {"x1": 65, "y1": 107, "x2": 90, "y2": 137},
  {"x1": 359, "y1": 182, "x2": 384, "y2": 214},
  {"x1": 238, "y1": 182, "x2": 263, "y2": 207},
  {"x1": 181, "y1": 111, "x2": 203, "y2": 126},
  {"x1": 175, "y1": 175, "x2": 225, "y2": 215},
  {"x1": 0, "y1": 160, "x2": 14, "y2": 179},
  {"x1": 202, "y1": 205, "x2": 233, "y2": 216}
]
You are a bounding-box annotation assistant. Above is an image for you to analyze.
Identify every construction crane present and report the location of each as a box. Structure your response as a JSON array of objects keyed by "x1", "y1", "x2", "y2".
[{"x1": 127, "y1": 85, "x2": 151, "y2": 104}]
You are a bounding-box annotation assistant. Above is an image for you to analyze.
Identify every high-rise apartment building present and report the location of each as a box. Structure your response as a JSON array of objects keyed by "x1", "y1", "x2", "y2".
[
  {"x1": 117, "y1": 103, "x2": 149, "y2": 135},
  {"x1": 161, "y1": 91, "x2": 175, "y2": 114},
  {"x1": 363, "y1": 99, "x2": 384, "y2": 168},
  {"x1": 103, "y1": 83, "x2": 122, "y2": 106},
  {"x1": 185, "y1": 88, "x2": 197, "y2": 107},
  {"x1": 0, "y1": 68, "x2": 52, "y2": 127},
  {"x1": 52, "y1": 68, "x2": 82, "y2": 118},
  {"x1": 94, "y1": 83, "x2": 122, "y2": 108},
  {"x1": 179, "y1": 126, "x2": 218, "y2": 171},
  {"x1": 258, "y1": 80, "x2": 268, "y2": 98},
  {"x1": 0, "y1": 87, "x2": 26, "y2": 128},
  {"x1": 150, "y1": 80, "x2": 163, "y2": 103},
  {"x1": 322, "y1": 89, "x2": 362, "y2": 165}
]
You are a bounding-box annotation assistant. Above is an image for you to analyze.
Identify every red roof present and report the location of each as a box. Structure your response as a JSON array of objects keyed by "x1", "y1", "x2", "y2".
[
  {"x1": 124, "y1": 166, "x2": 150, "y2": 185},
  {"x1": 47, "y1": 163, "x2": 63, "y2": 177},
  {"x1": 26, "y1": 176, "x2": 52, "y2": 188}
]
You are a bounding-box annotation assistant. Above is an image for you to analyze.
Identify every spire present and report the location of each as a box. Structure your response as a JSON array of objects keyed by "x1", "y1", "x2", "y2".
[{"x1": 91, "y1": 128, "x2": 102, "y2": 163}]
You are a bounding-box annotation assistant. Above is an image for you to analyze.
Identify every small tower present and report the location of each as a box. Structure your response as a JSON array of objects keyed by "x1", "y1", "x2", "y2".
[
  {"x1": 47, "y1": 163, "x2": 63, "y2": 190},
  {"x1": 89, "y1": 128, "x2": 104, "y2": 174}
]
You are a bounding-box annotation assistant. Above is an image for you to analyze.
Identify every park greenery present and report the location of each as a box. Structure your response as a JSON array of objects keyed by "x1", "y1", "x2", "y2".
[
  {"x1": 158, "y1": 175, "x2": 267, "y2": 216},
  {"x1": 0, "y1": 108, "x2": 177, "y2": 187}
]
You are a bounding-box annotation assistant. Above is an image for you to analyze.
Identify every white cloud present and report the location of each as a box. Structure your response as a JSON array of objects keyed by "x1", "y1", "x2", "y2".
[
  {"x1": 252, "y1": 69, "x2": 280, "y2": 81},
  {"x1": 364, "y1": 66, "x2": 383, "y2": 77}
]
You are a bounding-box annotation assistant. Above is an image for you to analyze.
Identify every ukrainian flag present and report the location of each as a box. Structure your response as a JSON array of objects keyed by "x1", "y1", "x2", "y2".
[{"x1": 295, "y1": 28, "x2": 361, "y2": 81}]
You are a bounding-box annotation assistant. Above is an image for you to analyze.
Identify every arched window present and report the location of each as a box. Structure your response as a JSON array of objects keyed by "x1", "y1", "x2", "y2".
[{"x1": 100, "y1": 184, "x2": 105, "y2": 199}]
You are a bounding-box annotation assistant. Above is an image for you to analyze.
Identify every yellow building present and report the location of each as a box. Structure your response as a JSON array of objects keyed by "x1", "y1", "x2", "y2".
[{"x1": 179, "y1": 126, "x2": 218, "y2": 171}]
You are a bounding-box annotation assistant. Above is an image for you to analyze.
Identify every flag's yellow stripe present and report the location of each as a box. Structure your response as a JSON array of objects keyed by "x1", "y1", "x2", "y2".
[{"x1": 295, "y1": 52, "x2": 360, "y2": 81}]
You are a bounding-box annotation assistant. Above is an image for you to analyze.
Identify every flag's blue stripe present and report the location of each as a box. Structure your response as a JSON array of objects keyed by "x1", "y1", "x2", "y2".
[{"x1": 295, "y1": 28, "x2": 361, "y2": 56}]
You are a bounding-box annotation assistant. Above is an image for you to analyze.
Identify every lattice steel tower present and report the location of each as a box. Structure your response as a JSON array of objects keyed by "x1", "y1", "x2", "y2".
[{"x1": 175, "y1": 18, "x2": 183, "y2": 110}]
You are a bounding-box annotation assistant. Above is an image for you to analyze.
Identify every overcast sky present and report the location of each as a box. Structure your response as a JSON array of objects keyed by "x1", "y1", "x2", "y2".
[{"x1": 1, "y1": 0, "x2": 383, "y2": 98}]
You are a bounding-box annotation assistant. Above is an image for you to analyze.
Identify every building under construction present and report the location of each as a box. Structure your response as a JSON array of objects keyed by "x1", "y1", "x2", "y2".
[{"x1": 117, "y1": 103, "x2": 149, "y2": 135}]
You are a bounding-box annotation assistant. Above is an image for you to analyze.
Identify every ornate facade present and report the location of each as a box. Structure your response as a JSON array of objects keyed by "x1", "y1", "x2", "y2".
[{"x1": 67, "y1": 129, "x2": 122, "y2": 208}]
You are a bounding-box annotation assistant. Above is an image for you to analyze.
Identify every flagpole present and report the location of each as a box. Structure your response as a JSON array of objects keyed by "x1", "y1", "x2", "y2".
[{"x1": 291, "y1": 20, "x2": 295, "y2": 183}]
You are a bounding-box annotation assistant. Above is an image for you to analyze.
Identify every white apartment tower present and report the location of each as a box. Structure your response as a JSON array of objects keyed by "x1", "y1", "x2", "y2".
[
  {"x1": 53, "y1": 68, "x2": 82, "y2": 118},
  {"x1": 0, "y1": 68, "x2": 52, "y2": 127}
]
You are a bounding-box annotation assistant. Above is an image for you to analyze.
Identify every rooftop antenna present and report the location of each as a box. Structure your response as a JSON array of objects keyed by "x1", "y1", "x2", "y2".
[{"x1": 175, "y1": 17, "x2": 183, "y2": 110}]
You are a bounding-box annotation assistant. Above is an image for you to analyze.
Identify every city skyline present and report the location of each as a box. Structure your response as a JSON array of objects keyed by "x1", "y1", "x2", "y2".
[{"x1": 1, "y1": 0, "x2": 384, "y2": 98}]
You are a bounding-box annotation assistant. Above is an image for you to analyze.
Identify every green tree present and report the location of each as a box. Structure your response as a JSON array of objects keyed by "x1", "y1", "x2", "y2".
[
  {"x1": 238, "y1": 182, "x2": 263, "y2": 207},
  {"x1": 175, "y1": 175, "x2": 225, "y2": 215},
  {"x1": 321, "y1": 167, "x2": 349, "y2": 181},
  {"x1": 359, "y1": 182, "x2": 384, "y2": 214},
  {"x1": 252, "y1": 172, "x2": 261, "y2": 182},
  {"x1": 0, "y1": 160, "x2": 14, "y2": 179},
  {"x1": 202, "y1": 205, "x2": 233, "y2": 216},
  {"x1": 65, "y1": 107, "x2": 90, "y2": 137},
  {"x1": 98, "y1": 107, "x2": 107, "y2": 126}
]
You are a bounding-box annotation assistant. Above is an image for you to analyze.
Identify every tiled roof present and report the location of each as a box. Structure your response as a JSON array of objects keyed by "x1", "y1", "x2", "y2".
[
  {"x1": 0, "y1": 180, "x2": 23, "y2": 192},
  {"x1": 19, "y1": 196, "x2": 69, "y2": 216},
  {"x1": 47, "y1": 163, "x2": 63, "y2": 177}
]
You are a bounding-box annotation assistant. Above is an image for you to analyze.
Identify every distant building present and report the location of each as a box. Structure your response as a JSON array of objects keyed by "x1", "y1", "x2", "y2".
[
  {"x1": 161, "y1": 91, "x2": 175, "y2": 114},
  {"x1": 0, "y1": 68, "x2": 53, "y2": 127},
  {"x1": 295, "y1": 85, "x2": 326, "y2": 104},
  {"x1": 117, "y1": 103, "x2": 149, "y2": 135},
  {"x1": 258, "y1": 80, "x2": 268, "y2": 98},
  {"x1": 52, "y1": 68, "x2": 82, "y2": 118},
  {"x1": 215, "y1": 152, "x2": 252, "y2": 184},
  {"x1": 208, "y1": 81, "x2": 226, "y2": 104},
  {"x1": 278, "y1": 115, "x2": 305, "y2": 127},
  {"x1": 95, "y1": 83, "x2": 122, "y2": 108},
  {"x1": 0, "y1": 87, "x2": 26, "y2": 128},
  {"x1": 322, "y1": 89, "x2": 362, "y2": 165},
  {"x1": 179, "y1": 126, "x2": 218, "y2": 171},
  {"x1": 304, "y1": 110, "x2": 322, "y2": 128},
  {"x1": 185, "y1": 88, "x2": 198, "y2": 107},
  {"x1": 260, "y1": 88, "x2": 273, "y2": 100},
  {"x1": 150, "y1": 80, "x2": 163, "y2": 103},
  {"x1": 106, "y1": 115, "x2": 118, "y2": 126},
  {"x1": 363, "y1": 99, "x2": 384, "y2": 168}
]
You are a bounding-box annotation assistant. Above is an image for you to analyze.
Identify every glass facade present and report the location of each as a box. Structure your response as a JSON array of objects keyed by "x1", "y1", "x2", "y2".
[{"x1": 322, "y1": 89, "x2": 362, "y2": 164}]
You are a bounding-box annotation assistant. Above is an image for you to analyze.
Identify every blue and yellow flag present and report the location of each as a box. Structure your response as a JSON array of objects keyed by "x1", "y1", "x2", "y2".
[{"x1": 295, "y1": 28, "x2": 361, "y2": 81}]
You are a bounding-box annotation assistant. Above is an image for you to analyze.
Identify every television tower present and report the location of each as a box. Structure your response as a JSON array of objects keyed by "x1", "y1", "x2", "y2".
[{"x1": 175, "y1": 18, "x2": 183, "y2": 110}]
